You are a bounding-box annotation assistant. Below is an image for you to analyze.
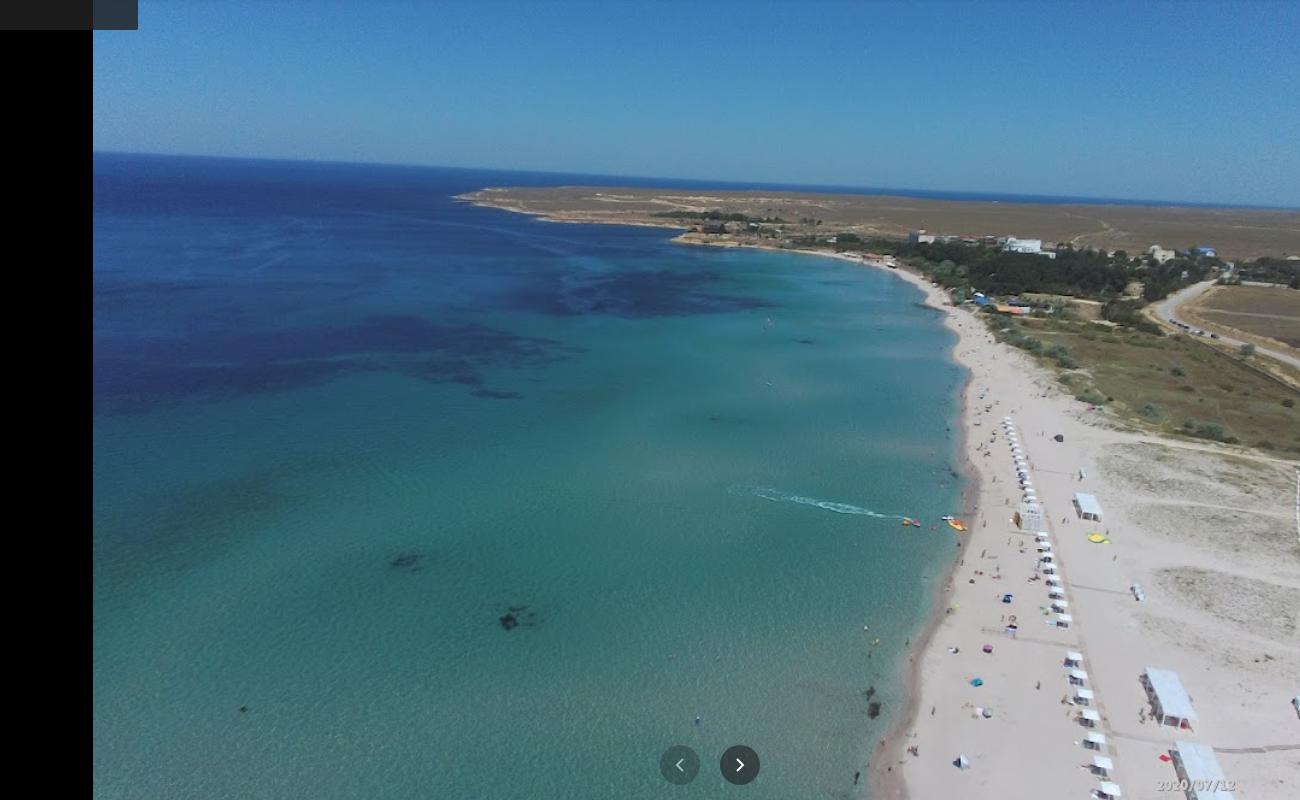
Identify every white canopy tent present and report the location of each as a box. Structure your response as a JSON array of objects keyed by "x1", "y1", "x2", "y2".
[
  {"x1": 1097, "y1": 780, "x2": 1123, "y2": 799},
  {"x1": 1171, "y1": 741, "x2": 1235, "y2": 799},
  {"x1": 1084, "y1": 732, "x2": 1106, "y2": 750},
  {"x1": 1074, "y1": 687, "x2": 1095, "y2": 704},
  {"x1": 1055, "y1": 613, "x2": 1072, "y2": 627},
  {"x1": 1069, "y1": 668, "x2": 1088, "y2": 682},
  {"x1": 1065, "y1": 651, "x2": 1083, "y2": 665},
  {"x1": 1078, "y1": 709, "x2": 1100, "y2": 726},
  {"x1": 1048, "y1": 587, "x2": 1065, "y2": 599},
  {"x1": 1092, "y1": 755, "x2": 1114, "y2": 775},
  {"x1": 1046, "y1": 576, "x2": 1061, "y2": 586},
  {"x1": 1052, "y1": 600, "x2": 1070, "y2": 612},
  {"x1": 1073, "y1": 492, "x2": 1104, "y2": 522},
  {"x1": 1143, "y1": 668, "x2": 1198, "y2": 730}
]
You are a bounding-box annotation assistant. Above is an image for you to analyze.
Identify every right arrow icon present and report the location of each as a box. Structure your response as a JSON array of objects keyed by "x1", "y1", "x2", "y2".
[{"x1": 721, "y1": 745, "x2": 759, "y2": 785}]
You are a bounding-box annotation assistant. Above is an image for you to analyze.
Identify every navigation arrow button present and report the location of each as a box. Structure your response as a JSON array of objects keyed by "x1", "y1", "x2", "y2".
[
  {"x1": 660, "y1": 745, "x2": 699, "y2": 785},
  {"x1": 721, "y1": 745, "x2": 760, "y2": 785}
]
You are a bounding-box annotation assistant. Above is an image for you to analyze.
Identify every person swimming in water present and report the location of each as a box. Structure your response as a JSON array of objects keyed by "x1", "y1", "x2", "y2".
[{"x1": 694, "y1": 716, "x2": 701, "y2": 726}]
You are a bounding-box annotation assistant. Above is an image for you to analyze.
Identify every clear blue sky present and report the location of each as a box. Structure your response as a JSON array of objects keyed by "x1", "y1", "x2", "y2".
[{"x1": 95, "y1": 0, "x2": 1300, "y2": 207}]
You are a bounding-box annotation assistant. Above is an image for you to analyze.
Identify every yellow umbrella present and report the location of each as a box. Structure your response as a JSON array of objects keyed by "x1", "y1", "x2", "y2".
[{"x1": 1087, "y1": 533, "x2": 1108, "y2": 544}]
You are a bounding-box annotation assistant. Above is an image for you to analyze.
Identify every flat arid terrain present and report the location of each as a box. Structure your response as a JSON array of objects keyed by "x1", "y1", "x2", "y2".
[
  {"x1": 458, "y1": 186, "x2": 1300, "y2": 260},
  {"x1": 1185, "y1": 284, "x2": 1300, "y2": 350}
]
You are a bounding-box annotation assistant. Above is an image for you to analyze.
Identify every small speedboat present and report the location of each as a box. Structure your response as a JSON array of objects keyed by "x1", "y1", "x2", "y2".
[
  {"x1": 902, "y1": 517, "x2": 921, "y2": 527},
  {"x1": 944, "y1": 517, "x2": 968, "y2": 532}
]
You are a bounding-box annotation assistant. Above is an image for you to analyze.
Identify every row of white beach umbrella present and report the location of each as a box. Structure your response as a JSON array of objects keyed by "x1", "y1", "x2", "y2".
[
  {"x1": 1007, "y1": 417, "x2": 1123, "y2": 799},
  {"x1": 1003, "y1": 418, "x2": 1035, "y2": 502}
]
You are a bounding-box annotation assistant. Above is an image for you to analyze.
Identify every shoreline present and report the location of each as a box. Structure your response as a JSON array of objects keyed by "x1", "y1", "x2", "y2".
[
  {"x1": 462, "y1": 197, "x2": 1001, "y2": 797},
  {"x1": 857, "y1": 263, "x2": 980, "y2": 800}
]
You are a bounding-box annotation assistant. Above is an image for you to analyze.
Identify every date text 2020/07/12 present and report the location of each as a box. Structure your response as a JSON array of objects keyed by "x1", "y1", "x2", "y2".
[{"x1": 1157, "y1": 778, "x2": 1237, "y2": 792}]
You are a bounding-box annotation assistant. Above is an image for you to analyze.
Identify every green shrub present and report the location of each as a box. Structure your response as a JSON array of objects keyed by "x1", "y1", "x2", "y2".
[
  {"x1": 1138, "y1": 403, "x2": 1161, "y2": 419},
  {"x1": 1170, "y1": 366, "x2": 1185, "y2": 377},
  {"x1": 1283, "y1": 398, "x2": 1296, "y2": 408},
  {"x1": 1075, "y1": 389, "x2": 1107, "y2": 405}
]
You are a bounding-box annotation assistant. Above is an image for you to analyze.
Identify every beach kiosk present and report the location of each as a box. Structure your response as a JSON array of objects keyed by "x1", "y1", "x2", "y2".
[
  {"x1": 1170, "y1": 741, "x2": 1235, "y2": 800},
  {"x1": 1142, "y1": 668, "x2": 1198, "y2": 730},
  {"x1": 1074, "y1": 687, "x2": 1095, "y2": 705},
  {"x1": 1052, "y1": 599, "x2": 1070, "y2": 613},
  {"x1": 1073, "y1": 492, "x2": 1104, "y2": 522},
  {"x1": 1069, "y1": 668, "x2": 1087, "y2": 685},
  {"x1": 1065, "y1": 650, "x2": 1083, "y2": 667},
  {"x1": 1021, "y1": 502, "x2": 1043, "y2": 531},
  {"x1": 1096, "y1": 780, "x2": 1123, "y2": 799},
  {"x1": 1055, "y1": 613, "x2": 1073, "y2": 628},
  {"x1": 1083, "y1": 732, "x2": 1107, "y2": 751},
  {"x1": 1091, "y1": 755, "x2": 1114, "y2": 777},
  {"x1": 1048, "y1": 586, "x2": 1065, "y2": 599},
  {"x1": 1078, "y1": 708, "x2": 1101, "y2": 727}
]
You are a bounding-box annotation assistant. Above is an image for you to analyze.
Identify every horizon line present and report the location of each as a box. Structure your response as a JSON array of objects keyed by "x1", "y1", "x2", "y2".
[{"x1": 92, "y1": 149, "x2": 1300, "y2": 213}]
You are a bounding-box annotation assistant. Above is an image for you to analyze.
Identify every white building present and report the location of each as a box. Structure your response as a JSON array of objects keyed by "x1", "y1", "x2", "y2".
[
  {"x1": 908, "y1": 229, "x2": 936, "y2": 245},
  {"x1": 1148, "y1": 245, "x2": 1176, "y2": 264},
  {"x1": 1005, "y1": 237, "x2": 1043, "y2": 254},
  {"x1": 1019, "y1": 501, "x2": 1044, "y2": 532}
]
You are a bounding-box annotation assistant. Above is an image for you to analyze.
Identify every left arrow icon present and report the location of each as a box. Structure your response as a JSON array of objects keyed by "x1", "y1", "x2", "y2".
[{"x1": 660, "y1": 745, "x2": 699, "y2": 785}]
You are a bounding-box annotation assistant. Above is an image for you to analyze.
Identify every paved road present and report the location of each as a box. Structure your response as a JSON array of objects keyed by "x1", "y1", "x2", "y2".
[{"x1": 1153, "y1": 281, "x2": 1300, "y2": 370}]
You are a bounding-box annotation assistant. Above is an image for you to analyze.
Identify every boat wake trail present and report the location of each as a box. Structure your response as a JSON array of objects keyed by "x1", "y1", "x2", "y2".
[{"x1": 729, "y1": 485, "x2": 902, "y2": 519}]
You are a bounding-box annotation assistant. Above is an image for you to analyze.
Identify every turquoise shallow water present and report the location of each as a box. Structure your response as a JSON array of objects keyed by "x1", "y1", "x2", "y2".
[{"x1": 93, "y1": 155, "x2": 965, "y2": 799}]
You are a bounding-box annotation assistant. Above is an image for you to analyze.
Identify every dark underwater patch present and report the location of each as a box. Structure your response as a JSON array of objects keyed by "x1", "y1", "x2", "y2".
[
  {"x1": 93, "y1": 315, "x2": 578, "y2": 414},
  {"x1": 499, "y1": 604, "x2": 539, "y2": 631},
  {"x1": 503, "y1": 268, "x2": 774, "y2": 318},
  {"x1": 389, "y1": 551, "x2": 426, "y2": 571},
  {"x1": 471, "y1": 388, "x2": 522, "y2": 400}
]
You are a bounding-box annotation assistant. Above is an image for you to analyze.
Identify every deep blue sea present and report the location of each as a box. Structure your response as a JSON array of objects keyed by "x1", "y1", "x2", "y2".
[{"x1": 93, "y1": 153, "x2": 967, "y2": 799}]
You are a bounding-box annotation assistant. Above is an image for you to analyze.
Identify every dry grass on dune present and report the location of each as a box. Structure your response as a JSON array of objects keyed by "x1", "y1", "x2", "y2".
[
  {"x1": 1016, "y1": 318, "x2": 1300, "y2": 454},
  {"x1": 1100, "y1": 441, "x2": 1294, "y2": 505},
  {"x1": 1153, "y1": 566, "x2": 1299, "y2": 641},
  {"x1": 1128, "y1": 503, "x2": 1300, "y2": 573}
]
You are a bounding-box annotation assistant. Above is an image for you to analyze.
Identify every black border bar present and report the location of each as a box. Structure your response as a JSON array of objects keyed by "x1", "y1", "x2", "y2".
[{"x1": 1, "y1": 0, "x2": 137, "y2": 30}]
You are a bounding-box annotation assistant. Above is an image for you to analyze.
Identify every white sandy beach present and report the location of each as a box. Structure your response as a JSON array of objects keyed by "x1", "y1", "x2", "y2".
[{"x1": 864, "y1": 265, "x2": 1300, "y2": 800}]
